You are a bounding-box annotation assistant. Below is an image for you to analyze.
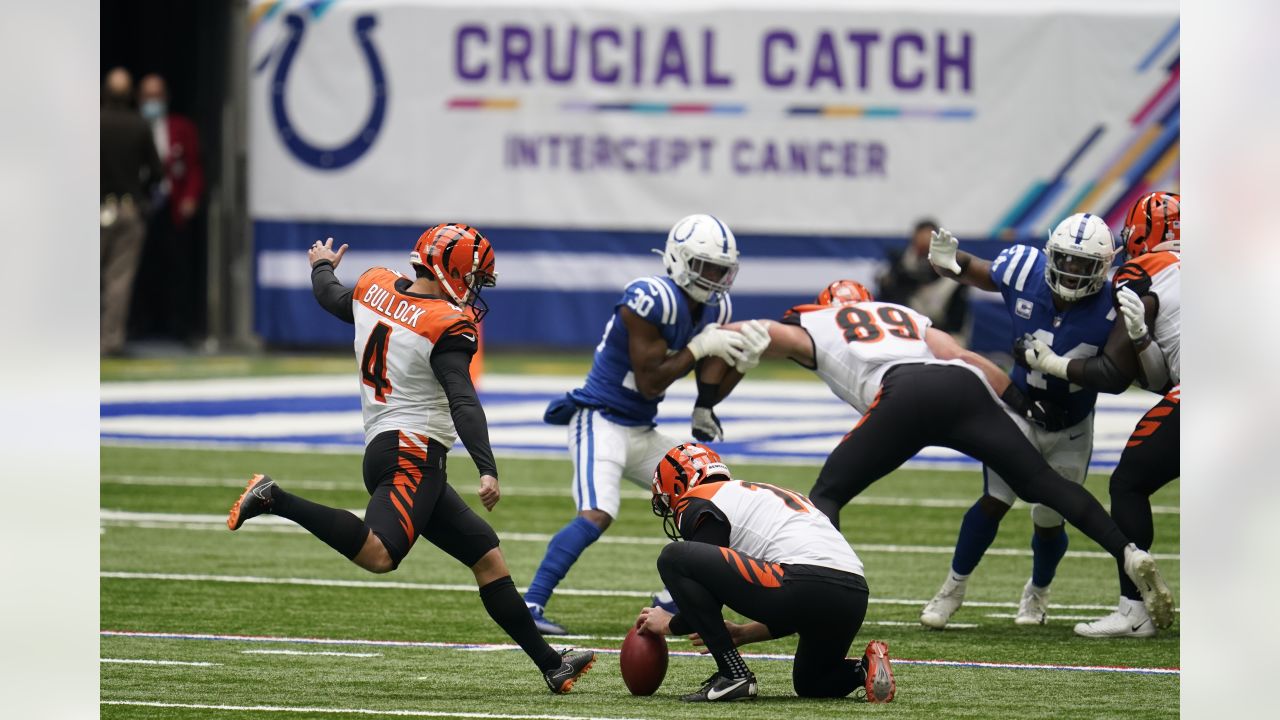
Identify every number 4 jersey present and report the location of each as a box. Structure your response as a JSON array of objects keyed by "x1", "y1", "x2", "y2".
[
  {"x1": 784, "y1": 301, "x2": 982, "y2": 414},
  {"x1": 352, "y1": 267, "x2": 478, "y2": 445}
]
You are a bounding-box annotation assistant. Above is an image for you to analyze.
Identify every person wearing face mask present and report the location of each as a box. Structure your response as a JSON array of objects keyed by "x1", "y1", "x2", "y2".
[
  {"x1": 133, "y1": 73, "x2": 206, "y2": 344},
  {"x1": 101, "y1": 67, "x2": 162, "y2": 355}
]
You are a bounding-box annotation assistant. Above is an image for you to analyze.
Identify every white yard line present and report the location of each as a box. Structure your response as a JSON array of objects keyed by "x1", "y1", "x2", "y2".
[
  {"x1": 99, "y1": 572, "x2": 1178, "y2": 612},
  {"x1": 100, "y1": 700, "x2": 651, "y2": 720},
  {"x1": 242, "y1": 649, "x2": 381, "y2": 658},
  {"x1": 99, "y1": 510, "x2": 1180, "y2": 560},
  {"x1": 101, "y1": 658, "x2": 219, "y2": 667},
  {"x1": 99, "y1": 474, "x2": 1179, "y2": 514}
]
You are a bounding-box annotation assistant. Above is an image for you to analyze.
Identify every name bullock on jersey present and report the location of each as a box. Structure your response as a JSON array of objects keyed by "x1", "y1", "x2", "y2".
[
  {"x1": 636, "y1": 443, "x2": 895, "y2": 703},
  {"x1": 524, "y1": 214, "x2": 768, "y2": 636}
]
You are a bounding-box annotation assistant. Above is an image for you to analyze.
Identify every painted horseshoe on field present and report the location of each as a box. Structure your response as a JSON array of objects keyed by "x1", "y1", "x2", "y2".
[{"x1": 271, "y1": 13, "x2": 388, "y2": 170}]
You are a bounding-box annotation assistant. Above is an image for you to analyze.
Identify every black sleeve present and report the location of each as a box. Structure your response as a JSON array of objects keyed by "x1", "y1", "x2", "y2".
[
  {"x1": 677, "y1": 497, "x2": 731, "y2": 546},
  {"x1": 430, "y1": 331, "x2": 498, "y2": 478},
  {"x1": 311, "y1": 260, "x2": 355, "y2": 324},
  {"x1": 1073, "y1": 353, "x2": 1132, "y2": 394}
]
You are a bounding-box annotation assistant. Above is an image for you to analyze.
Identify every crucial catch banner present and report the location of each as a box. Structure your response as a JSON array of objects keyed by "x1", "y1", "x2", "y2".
[{"x1": 247, "y1": 0, "x2": 1178, "y2": 345}]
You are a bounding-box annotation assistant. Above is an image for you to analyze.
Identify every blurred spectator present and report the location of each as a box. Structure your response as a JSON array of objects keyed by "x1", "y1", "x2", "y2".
[
  {"x1": 877, "y1": 218, "x2": 969, "y2": 336},
  {"x1": 101, "y1": 67, "x2": 161, "y2": 355},
  {"x1": 132, "y1": 73, "x2": 207, "y2": 344}
]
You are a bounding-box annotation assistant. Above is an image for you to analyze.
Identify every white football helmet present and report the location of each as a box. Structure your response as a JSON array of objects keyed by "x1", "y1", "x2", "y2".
[
  {"x1": 660, "y1": 214, "x2": 739, "y2": 303},
  {"x1": 1044, "y1": 213, "x2": 1116, "y2": 301}
]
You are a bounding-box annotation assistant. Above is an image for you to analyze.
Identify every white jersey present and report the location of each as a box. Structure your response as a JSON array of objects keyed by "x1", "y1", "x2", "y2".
[
  {"x1": 792, "y1": 302, "x2": 979, "y2": 413},
  {"x1": 676, "y1": 479, "x2": 864, "y2": 576},
  {"x1": 1115, "y1": 251, "x2": 1180, "y2": 384},
  {"x1": 351, "y1": 267, "x2": 477, "y2": 446}
]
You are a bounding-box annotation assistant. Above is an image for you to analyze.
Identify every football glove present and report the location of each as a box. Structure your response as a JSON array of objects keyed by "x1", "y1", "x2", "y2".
[
  {"x1": 1000, "y1": 384, "x2": 1070, "y2": 433},
  {"x1": 1015, "y1": 333, "x2": 1070, "y2": 379},
  {"x1": 687, "y1": 323, "x2": 748, "y2": 365},
  {"x1": 1116, "y1": 286, "x2": 1149, "y2": 342},
  {"x1": 731, "y1": 320, "x2": 772, "y2": 372},
  {"x1": 691, "y1": 406, "x2": 724, "y2": 442},
  {"x1": 928, "y1": 228, "x2": 962, "y2": 274}
]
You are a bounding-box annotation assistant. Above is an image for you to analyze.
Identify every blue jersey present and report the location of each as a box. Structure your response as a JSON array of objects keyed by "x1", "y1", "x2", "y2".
[
  {"x1": 989, "y1": 245, "x2": 1116, "y2": 428},
  {"x1": 570, "y1": 276, "x2": 732, "y2": 426}
]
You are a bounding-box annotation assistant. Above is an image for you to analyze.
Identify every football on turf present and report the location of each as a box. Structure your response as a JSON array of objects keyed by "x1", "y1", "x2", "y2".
[{"x1": 620, "y1": 625, "x2": 668, "y2": 695}]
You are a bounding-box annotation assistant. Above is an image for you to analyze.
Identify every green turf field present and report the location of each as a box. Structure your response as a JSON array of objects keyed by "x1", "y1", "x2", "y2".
[{"x1": 100, "y1": 444, "x2": 1179, "y2": 719}]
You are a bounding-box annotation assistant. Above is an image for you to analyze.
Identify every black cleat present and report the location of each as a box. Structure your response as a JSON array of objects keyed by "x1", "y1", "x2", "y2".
[
  {"x1": 227, "y1": 474, "x2": 276, "y2": 530},
  {"x1": 544, "y1": 649, "x2": 595, "y2": 694},
  {"x1": 680, "y1": 672, "x2": 758, "y2": 702}
]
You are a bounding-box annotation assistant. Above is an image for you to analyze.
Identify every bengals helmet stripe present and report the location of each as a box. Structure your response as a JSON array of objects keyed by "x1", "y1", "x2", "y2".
[
  {"x1": 410, "y1": 223, "x2": 498, "y2": 322},
  {"x1": 817, "y1": 280, "x2": 874, "y2": 307},
  {"x1": 1121, "y1": 192, "x2": 1180, "y2": 259}
]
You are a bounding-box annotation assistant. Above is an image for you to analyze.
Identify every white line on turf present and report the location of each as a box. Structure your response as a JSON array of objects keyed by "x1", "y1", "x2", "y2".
[
  {"x1": 99, "y1": 700, "x2": 651, "y2": 720},
  {"x1": 984, "y1": 613, "x2": 1107, "y2": 622},
  {"x1": 99, "y1": 631, "x2": 1178, "y2": 675},
  {"x1": 98, "y1": 475, "x2": 1180, "y2": 514},
  {"x1": 97, "y1": 511, "x2": 1180, "y2": 560},
  {"x1": 98, "y1": 572, "x2": 1179, "y2": 612},
  {"x1": 101, "y1": 658, "x2": 219, "y2": 666},
  {"x1": 242, "y1": 649, "x2": 381, "y2": 657}
]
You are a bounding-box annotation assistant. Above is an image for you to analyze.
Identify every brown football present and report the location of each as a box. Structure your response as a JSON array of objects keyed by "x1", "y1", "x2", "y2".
[{"x1": 619, "y1": 625, "x2": 669, "y2": 695}]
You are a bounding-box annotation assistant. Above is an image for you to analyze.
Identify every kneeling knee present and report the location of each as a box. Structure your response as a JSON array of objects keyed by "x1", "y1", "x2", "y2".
[{"x1": 657, "y1": 541, "x2": 691, "y2": 573}]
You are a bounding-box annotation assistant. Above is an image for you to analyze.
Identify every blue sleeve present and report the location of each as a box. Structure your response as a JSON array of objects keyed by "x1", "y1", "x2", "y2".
[
  {"x1": 988, "y1": 245, "x2": 1042, "y2": 300},
  {"x1": 618, "y1": 278, "x2": 674, "y2": 327}
]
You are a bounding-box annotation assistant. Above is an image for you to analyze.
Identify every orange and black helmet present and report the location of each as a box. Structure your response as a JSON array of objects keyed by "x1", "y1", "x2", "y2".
[
  {"x1": 816, "y1": 279, "x2": 874, "y2": 306},
  {"x1": 1120, "y1": 192, "x2": 1180, "y2": 259},
  {"x1": 651, "y1": 443, "x2": 731, "y2": 540},
  {"x1": 409, "y1": 223, "x2": 498, "y2": 321}
]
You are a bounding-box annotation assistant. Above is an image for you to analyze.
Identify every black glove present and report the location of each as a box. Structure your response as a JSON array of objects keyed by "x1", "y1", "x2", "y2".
[
  {"x1": 1012, "y1": 334, "x2": 1033, "y2": 370},
  {"x1": 1000, "y1": 384, "x2": 1070, "y2": 432}
]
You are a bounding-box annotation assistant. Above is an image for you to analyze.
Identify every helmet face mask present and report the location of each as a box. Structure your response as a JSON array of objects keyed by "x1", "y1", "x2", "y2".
[
  {"x1": 661, "y1": 214, "x2": 739, "y2": 303},
  {"x1": 651, "y1": 442, "x2": 730, "y2": 542},
  {"x1": 1044, "y1": 213, "x2": 1116, "y2": 302}
]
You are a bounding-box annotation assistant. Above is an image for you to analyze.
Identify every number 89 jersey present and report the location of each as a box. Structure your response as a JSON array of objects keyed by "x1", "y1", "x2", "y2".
[
  {"x1": 352, "y1": 268, "x2": 478, "y2": 446},
  {"x1": 788, "y1": 302, "x2": 967, "y2": 414}
]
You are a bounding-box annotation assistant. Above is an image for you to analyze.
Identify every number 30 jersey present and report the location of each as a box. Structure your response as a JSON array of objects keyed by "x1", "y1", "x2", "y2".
[
  {"x1": 351, "y1": 268, "x2": 478, "y2": 445},
  {"x1": 570, "y1": 275, "x2": 731, "y2": 426},
  {"x1": 676, "y1": 480, "x2": 864, "y2": 576},
  {"x1": 787, "y1": 302, "x2": 977, "y2": 414}
]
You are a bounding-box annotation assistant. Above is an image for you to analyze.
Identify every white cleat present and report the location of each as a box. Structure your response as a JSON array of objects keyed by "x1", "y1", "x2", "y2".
[
  {"x1": 1122, "y1": 544, "x2": 1175, "y2": 629},
  {"x1": 1074, "y1": 597, "x2": 1156, "y2": 638},
  {"x1": 1014, "y1": 580, "x2": 1050, "y2": 626},
  {"x1": 921, "y1": 573, "x2": 968, "y2": 629}
]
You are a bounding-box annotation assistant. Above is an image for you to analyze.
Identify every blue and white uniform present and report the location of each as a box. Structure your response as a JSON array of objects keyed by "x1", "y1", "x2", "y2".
[
  {"x1": 986, "y1": 245, "x2": 1115, "y2": 523},
  {"x1": 565, "y1": 275, "x2": 731, "y2": 517}
]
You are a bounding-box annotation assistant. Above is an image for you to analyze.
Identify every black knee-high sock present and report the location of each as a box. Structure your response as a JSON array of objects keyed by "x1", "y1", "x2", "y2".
[
  {"x1": 272, "y1": 488, "x2": 368, "y2": 559},
  {"x1": 479, "y1": 576, "x2": 562, "y2": 672}
]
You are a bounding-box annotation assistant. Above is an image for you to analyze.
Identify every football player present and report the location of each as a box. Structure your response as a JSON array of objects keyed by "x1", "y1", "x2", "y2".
[
  {"x1": 636, "y1": 443, "x2": 896, "y2": 703},
  {"x1": 524, "y1": 214, "x2": 765, "y2": 634},
  {"x1": 1018, "y1": 192, "x2": 1181, "y2": 637},
  {"x1": 920, "y1": 213, "x2": 1125, "y2": 628},
  {"x1": 707, "y1": 280, "x2": 1177, "y2": 631},
  {"x1": 226, "y1": 227, "x2": 594, "y2": 693}
]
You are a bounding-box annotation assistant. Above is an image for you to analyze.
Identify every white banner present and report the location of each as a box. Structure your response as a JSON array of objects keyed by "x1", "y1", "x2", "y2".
[{"x1": 248, "y1": 0, "x2": 1179, "y2": 236}]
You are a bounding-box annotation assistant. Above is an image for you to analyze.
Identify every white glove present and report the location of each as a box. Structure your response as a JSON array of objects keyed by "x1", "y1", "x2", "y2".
[
  {"x1": 687, "y1": 323, "x2": 748, "y2": 365},
  {"x1": 928, "y1": 228, "x2": 962, "y2": 274},
  {"x1": 1116, "y1": 287, "x2": 1148, "y2": 341},
  {"x1": 730, "y1": 320, "x2": 772, "y2": 372},
  {"x1": 1020, "y1": 334, "x2": 1070, "y2": 379},
  {"x1": 691, "y1": 406, "x2": 723, "y2": 442}
]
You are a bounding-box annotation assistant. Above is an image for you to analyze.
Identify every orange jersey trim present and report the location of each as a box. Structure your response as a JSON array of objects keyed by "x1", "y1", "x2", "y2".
[
  {"x1": 354, "y1": 268, "x2": 474, "y2": 342},
  {"x1": 1114, "y1": 251, "x2": 1179, "y2": 288}
]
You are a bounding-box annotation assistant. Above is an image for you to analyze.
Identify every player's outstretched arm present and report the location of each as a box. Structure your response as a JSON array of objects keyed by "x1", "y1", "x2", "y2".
[
  {"x1": 924, "y1": 328, "x2": 1010, "y2": 394},
  {"x1": 1019, "y1": 319, "x2": 1138, "y2": 394},
  {"x1": 927, "y1": 228, "x2": 998, "y2": 291},
  {"x1": 1116, "y1": 288, "x2": 1170, "y2": 390},
  {"x1": 309, "y1": 237, "x2": 355, "y2": 324},
  {"x1": 430, "y1": 334, "x2": 501, "y2": 510},
  {"x1": 721, "y1": 319, "x2": 813, "y2": 366}
]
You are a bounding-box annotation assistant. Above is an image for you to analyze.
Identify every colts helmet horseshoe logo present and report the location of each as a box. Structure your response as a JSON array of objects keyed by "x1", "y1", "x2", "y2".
[{"x1": 259, "y1": 11, "x2": 389, "y2": 171}]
